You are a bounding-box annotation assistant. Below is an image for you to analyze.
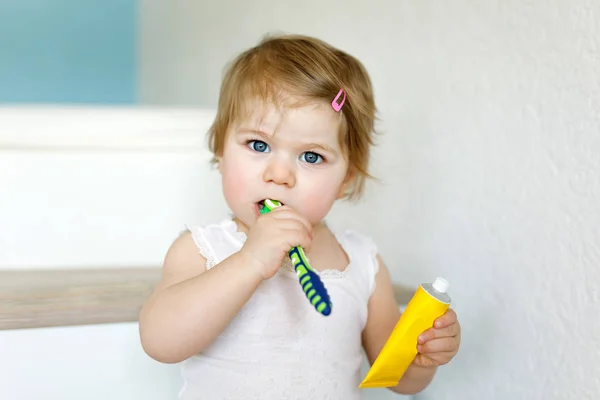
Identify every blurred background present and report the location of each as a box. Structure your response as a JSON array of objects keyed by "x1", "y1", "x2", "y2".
[{"x1": 1, "y1": 0, "x2": 599, "y2": 399}]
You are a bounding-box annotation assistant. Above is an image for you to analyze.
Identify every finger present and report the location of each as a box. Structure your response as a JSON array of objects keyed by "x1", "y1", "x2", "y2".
[
  {"x1": 418, "y1": 323, "x2": 460, "y2": 343},
  {"x1": 280, "y1": 228, "x2": 312, "y2": 250},
  {"x1": 417, "y1": 337, "x2": 458, "y2": 354},
  {"x1": 413, "y1": 353, "x2": 439, "y2": 368},
  {"x1": 276, "y1": 219, "x2": 313, "y2": 241},
  {"x1": 414, "y1": 352, "x2": 456, "y2": 367},
  {"x1": 270, "y1": 207, "x2": 313, "y2": 237},
  {"x1": 433, "y1": 308, "x2": 457, "y2": 329}
]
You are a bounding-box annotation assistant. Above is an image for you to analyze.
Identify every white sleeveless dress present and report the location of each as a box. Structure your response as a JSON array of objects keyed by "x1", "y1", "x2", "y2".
[{"x1": 178, "y1": 218, "x2": 380, "y2": 400}]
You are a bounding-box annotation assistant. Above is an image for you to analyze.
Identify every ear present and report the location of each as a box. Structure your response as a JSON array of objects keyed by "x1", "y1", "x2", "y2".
[
  {"x1": 336, "y1": 167, "x2": 356, "y2": 199},
  {"x1": 215, "y1": 156, "x2": 222, "y2": 173}
]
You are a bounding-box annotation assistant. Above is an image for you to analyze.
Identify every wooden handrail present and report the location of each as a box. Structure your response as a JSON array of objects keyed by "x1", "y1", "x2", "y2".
[
  {"x1": 0, "y1": 268, "x2": 161, "y2": 330},
  {"x1": 0, "y1": 268, "x2": 416, "y2": 330}
]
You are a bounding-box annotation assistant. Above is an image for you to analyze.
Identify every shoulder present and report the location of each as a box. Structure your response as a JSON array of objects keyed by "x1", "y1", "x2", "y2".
[
  {"x1": 158, "y1": 218, "x2": 235, "y2": 287},
  {"x1": 332, "y1": 226, "x2": 380, "y2": 292},
  {"x1": 146, "y1": 218, "x2": 237, "y2": 298},
  {"x1": 159, "y1": 229, "x2": 209, "y2": 289},
  {"x1": 188, "y1": 219, "x2": 245, "y2": 248},
  {"x1": 341, "y1": 228, "x2": 377, "y2": 248},
  {"x1": 334, "y1": 227, "x2": 379, "y2": 263}
]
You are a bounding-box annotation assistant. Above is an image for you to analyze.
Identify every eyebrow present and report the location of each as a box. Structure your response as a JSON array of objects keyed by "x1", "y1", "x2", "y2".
[
  {"x1": 237, "y1": 128, "x2": 338, "y2": 155},
  {"x1": 238, "y1": 128, "x2": 271, "y2": 139}
]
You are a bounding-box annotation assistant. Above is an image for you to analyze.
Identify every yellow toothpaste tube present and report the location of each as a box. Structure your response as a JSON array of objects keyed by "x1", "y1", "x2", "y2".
[{"x1": 359, "y1": 277, "x2": 451, "y2": 389}]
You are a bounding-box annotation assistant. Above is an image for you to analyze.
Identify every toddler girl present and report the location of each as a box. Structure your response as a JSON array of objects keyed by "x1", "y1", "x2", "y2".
[{"x1": 139, "y1": 33, "x2": 461, "y2": 399}]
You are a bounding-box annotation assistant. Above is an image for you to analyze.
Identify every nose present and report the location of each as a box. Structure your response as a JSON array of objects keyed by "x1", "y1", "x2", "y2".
[{"x1": 263, "y1": 156, "x2": 296, "y2": 188}]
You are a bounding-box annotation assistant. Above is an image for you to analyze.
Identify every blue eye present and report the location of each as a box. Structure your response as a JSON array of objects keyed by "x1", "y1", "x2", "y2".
[
  {"x1": 248, "y1": 140, "x2": 269, "y2": 153},
  {"x1": 301, "y1": 152, "x2": 323, "y2": 164}
]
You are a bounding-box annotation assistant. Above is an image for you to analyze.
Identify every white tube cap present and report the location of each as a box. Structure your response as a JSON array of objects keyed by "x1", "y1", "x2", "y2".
[{"x1": 432, "y1": 277, "x2": 449, "y2": 293}]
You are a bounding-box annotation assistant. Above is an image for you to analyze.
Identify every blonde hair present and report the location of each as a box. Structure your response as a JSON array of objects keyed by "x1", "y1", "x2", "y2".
[{"x1": 208, "y1": 33, "x2": 378, "y2": 199}]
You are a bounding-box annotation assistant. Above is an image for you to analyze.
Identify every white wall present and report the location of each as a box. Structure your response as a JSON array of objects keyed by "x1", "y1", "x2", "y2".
[
  {"x1": 0, "y1": 323, "x2": 181, "y2": 400},
  {"x1": 0, "y1": 106, "x2": 224, "y2": 269},
  {"x1": 0, "y1": 106, "x2": 222, "y2": 400},
  {"x1": 139, "y1": 1, "x2": 600, "y2": 399}
]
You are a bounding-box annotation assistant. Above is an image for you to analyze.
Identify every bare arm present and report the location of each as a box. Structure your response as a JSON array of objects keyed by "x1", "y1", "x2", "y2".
[
  {"x1": 361, "y1": 255, "x2": 437, "y2": 395},
  {"x1": 138, "y1": 231, "x2": 263, "y2": 364}
]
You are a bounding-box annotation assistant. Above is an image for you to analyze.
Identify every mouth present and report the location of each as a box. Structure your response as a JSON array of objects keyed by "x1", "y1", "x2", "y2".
[{"x1": 256, "y1": 199, "x2": 284, "y2": 214}]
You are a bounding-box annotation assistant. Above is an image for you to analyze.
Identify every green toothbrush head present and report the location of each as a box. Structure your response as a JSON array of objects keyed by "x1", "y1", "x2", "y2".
[{"x1": 259, "y1": 199, "x2": 282, "y2": 215}]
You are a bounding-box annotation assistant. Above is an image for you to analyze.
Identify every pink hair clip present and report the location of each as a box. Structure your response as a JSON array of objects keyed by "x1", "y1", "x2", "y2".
[{"x1": 331, "y1": 88, "x2": 346, "y2": 112}]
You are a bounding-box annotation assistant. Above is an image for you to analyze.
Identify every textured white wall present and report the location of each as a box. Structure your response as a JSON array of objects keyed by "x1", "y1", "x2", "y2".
[{"x1": 138, "y1": 1, "x2": 600, "y2": 399}]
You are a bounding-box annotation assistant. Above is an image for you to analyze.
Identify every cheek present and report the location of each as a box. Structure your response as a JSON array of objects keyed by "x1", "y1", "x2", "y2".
[
  {"x1": 220, "y1": 145, "x2": 255, "y2": 204},
  {"x1": 298, "y1": 169, "x2": 347, "y2": 223},
  {"x1": 221, "y1": 159, "x2": 250, "y2": 200}
]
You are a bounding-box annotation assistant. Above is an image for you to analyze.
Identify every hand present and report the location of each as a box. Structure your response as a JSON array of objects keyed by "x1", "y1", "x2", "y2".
[
  {"x1": 240, "y1": 206, "x2": 313, "y2": 280},
  {"x1": 413, "y1": 308, "x2": 461, "y2": 368}
]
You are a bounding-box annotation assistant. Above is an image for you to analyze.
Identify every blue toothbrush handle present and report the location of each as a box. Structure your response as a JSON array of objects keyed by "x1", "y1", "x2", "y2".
[
  {"x1": 259, "y1": 199, "x2": 332, "y2": 316},
  {"x1": 288, "y1": 246, "x2": 332, "y2": 316}
]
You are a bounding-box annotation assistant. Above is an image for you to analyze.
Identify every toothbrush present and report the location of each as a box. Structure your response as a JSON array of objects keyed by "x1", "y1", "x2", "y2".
[{"x1": 259, "y1": 199, "x2": 332, "y2": 316}]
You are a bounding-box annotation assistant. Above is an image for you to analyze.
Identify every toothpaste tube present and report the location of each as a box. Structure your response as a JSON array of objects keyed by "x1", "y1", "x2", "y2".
[{"x1": 359, "y1": 277, "x2": 451, "y2": 388}]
